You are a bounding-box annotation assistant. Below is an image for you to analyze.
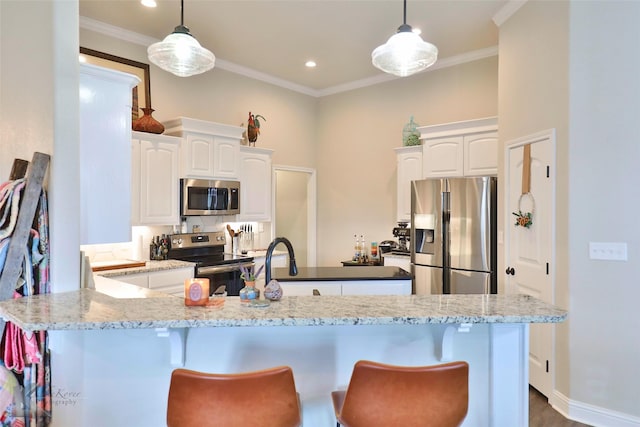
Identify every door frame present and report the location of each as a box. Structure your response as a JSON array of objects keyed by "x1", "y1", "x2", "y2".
[
  {"x1": 504, "y1": 128, "x2": 557, "y2": 397},
  {"x1": 271, "y1": 165, "x2": 317, "y2": 267}
]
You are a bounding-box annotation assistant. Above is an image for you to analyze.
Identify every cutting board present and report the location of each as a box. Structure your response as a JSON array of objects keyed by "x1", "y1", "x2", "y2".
[{"x1": 91, "y1": 259, "x2": 147, "y2": 272}]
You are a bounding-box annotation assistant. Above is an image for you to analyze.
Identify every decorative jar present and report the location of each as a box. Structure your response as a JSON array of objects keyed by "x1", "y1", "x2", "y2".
[
  {"x1": 239, "y1": 281, "x2": 260, "y2": 303},
  {"x1": 264, "y1": 279, "x2": 283, "y2": 301}
]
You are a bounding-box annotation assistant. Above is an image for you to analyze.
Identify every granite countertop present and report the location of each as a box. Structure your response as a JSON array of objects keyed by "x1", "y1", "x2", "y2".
[
  {"x1": 96, "y1": 260, "x2": 195, "y2": 277},
  {"x1": 273, "y1": 266, "x2": 412, "y2": 281},
  {"x1": 0, "y1": 283, "x2": 567, "y2": 332}
]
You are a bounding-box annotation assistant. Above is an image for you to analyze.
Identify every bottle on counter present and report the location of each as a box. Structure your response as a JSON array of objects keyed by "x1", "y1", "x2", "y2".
[
  {"x1": 371, "y1": 241, "x2": 378, "y2": 259},
  {"x1": 180, "y1": 217, "x2": 188, "y2": 234},
  {"x1": 360, "y1": 235, "x2": 368, "y2": 263},
  {"x1": 353, "y1": 234, "x2": 361, "y2": 261}
]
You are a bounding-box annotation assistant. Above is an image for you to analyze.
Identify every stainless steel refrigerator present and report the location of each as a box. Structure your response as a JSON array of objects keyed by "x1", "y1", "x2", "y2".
[{"x1": 411, "y1": 177, "x2": 497, "y2": 294}]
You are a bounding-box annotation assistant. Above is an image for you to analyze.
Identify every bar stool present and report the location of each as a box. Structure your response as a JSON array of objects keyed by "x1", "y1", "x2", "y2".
[
  {"x1": 331, "y1": 360, "x2": 469, "y2": 427},
  {"x1": 167, "y1": 366, "x2": 302, "y2": 427}
]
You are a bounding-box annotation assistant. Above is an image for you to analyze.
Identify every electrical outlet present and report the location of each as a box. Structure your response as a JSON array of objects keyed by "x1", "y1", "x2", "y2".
[{"x1": 589, "y1": 242, "x2": 628, "y2": 261}]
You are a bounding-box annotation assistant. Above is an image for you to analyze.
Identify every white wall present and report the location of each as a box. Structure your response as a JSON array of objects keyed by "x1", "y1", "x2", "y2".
[
  {"x1": 499, "y1": 0, "x2": 640, "y2": 424},
  {"x1": 316, "y1": 57, "x2": 498, "y2": 266},
  {"x1": 567, "y1": 1, "x2": 640, "y2": 421}
]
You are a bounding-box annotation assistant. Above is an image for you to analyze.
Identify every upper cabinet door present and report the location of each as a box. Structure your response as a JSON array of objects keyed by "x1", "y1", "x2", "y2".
[
  {"x1": 212, "y1": 137, "x2": 240, "y2": 179},
  {"x1": 133, "y1": 133, "x2": 180, "y2": 225},
  {"x1": 423, "y1": 136, "x2": 464, "y2": 177},
  {"x1": 464, "y1": 131, "x2": 498, "y2": 176},
  {"x1": 238, "y1": 147, "x2": 273, "y2": 221},
  {"x1": 182, "y1": 133, "x2": 216, "y2": 178},
  {"x1": 395, "y1": 146, "x2": 423, "y2": 223}
]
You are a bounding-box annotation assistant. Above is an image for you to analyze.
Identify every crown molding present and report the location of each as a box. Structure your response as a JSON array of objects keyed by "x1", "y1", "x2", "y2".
[
  {"x1": 493, "y1": 0, "x2": 528, "y2": 27},
  {"x1": 317, "y1": 46, "x2": 499, "y2": 97},
  {"x1": 80, "y1": 15, "x2": 498, "y2": 98},
  {"x1": 80, "y1": 16, "x2": 157, "y2": 46}
]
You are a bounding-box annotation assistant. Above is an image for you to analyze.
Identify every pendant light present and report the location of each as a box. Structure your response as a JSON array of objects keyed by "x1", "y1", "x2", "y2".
[
  {"x1": 147, "y1": 0, "x2": 215, "y2": 77},
  {"x1": 371, "y1": 0, "x2": 438, "y2": 77}
]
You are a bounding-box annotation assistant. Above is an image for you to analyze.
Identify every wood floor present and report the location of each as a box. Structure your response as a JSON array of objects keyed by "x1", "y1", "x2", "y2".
[{"x1": 529, "y1": 386, "x2": 592, "y2": 427}]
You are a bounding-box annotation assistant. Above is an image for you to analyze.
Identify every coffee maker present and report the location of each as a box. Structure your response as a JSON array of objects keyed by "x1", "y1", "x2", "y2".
[{"x1": 392, "y1": 222, "x2": 410, "y2": 253}]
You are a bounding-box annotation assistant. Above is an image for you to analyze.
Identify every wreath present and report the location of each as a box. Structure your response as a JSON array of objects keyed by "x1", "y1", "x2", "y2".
[{"x1": 513, "y1": 192, "x2": 535, "y2": 228}]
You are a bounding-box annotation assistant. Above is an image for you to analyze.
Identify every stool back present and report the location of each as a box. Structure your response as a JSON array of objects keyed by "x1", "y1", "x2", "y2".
[
  {"x1": 167, "y1": 366, "x2": 301, "y2": 427},
  {"x1": 334, "y1": 360, "x2": 469, "y2": 427}
]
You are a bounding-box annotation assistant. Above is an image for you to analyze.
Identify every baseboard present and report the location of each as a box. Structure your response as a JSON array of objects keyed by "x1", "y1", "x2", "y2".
[{"x1": 551, "y1": 389, "x2": 640, "y2": 427}]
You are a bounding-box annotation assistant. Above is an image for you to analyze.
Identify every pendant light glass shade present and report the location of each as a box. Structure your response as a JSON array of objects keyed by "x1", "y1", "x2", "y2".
[
  {"x1": 147, "y1": 1, "x2": 215, "y2": 77},
  {"x1": 371, "y1": 1, "x2": 438, "y2": 77}
]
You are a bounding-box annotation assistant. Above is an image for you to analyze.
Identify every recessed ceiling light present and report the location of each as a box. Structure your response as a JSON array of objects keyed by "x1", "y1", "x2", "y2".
[
  {"x1": 141, "y1": 0, "x2": 157, "y2": 7},
  {"x1": 305, "y1": 60, "x2": 317, "y2": 68}
]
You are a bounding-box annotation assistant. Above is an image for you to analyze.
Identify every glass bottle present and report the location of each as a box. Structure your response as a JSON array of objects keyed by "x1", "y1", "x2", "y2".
[{"x1": 353, "y1": 234, "x2": 360, "y2": 261}]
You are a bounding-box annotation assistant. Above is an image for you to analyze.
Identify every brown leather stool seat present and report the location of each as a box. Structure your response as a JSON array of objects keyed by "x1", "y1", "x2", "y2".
[
  {"x1": 167, "y1": 366, "x2": 302, "y2": 427},
  {"x1": 331, "y1": 360, "x2": 469, "y2": 427}
]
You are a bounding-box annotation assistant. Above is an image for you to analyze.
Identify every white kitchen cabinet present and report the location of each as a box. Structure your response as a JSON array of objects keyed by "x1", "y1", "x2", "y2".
[
  {"x1": 279, "y1": 280, "x2": 411, "y2": 296},
  {"x1": 463, "y1": 131, "x2": 498, "y2": 176},
  {"x1": 148, "y1": 267, "x2": 193, "y2": 295},
  {"x1": 79, "y1": 63, "x2": 139, "y2": 244},
  {"x1": 131, "y1": 132, "x2": 181, "y2": 226},
  {"x1": 423, "y1": 136, "x2": 464, "y2": 177},
  {"x1": 279, "y1": 282, "x2": 342, "y2": 296},
  {"x1": 395, "y1": 146, "x2": 423, "y2": 223},
  {"x1": 163, "y1": 117, "x2": 244, "y2": 179},
  {"x1": 341, "y1": 280, "x2": 411, "y2": 295},
  {"x1": 382, "y1": 254, "x2": 411, "y2": 273},
  {"x1": 106, "y1": 267, "x2": 193, "y2": 297},
  {"x1": 238, "y1": 146, "x2": 274, "y2": 221},
  {"x1": 113, "y1": 272, "x2": 149, "y2": 288},
  {"x1": 419, "y1": 117, "x2": 498, "y2": 178}
]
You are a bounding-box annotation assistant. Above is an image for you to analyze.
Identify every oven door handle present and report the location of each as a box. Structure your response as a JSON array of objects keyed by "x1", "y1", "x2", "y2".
[{"x1": 198, "y1": 262, "x2": 255, "y2": 275}]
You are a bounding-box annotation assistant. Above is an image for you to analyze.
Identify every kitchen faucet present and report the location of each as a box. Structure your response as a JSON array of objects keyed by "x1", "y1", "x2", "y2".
[{"x1": 265, "y1": 237, "x2": 298, "y2": 284}]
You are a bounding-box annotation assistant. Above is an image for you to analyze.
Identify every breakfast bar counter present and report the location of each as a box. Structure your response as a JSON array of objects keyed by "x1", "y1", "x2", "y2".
[{"x1": 0, "y1": 283, "x2": 566, "y2": 427}]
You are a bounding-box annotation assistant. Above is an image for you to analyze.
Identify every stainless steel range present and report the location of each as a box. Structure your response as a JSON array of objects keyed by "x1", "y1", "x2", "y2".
[{"x1": 167, "y1": 231, "x2": 254, "y2": 296}]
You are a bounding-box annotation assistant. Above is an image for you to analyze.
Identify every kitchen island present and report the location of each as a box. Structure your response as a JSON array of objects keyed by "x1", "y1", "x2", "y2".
[{"x1": 0, "y1": 281, "x2": 566, "y2": 427}]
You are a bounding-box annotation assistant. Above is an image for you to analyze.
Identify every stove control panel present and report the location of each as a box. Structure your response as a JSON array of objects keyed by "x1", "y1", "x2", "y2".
[{"x1": 168, "y1": 231, "x2": 225, "y2": 249}]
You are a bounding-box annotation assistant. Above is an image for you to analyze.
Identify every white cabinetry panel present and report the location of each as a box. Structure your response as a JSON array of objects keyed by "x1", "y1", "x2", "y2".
[
  {"x1": 423, "y1": 136, "x2": 464, "y2": 178},
  {"x1": 238, "y1": 147, "x2": 273, "y2": 221},
  {"x1": 341, "y1": 280, "x2": 411, "y2": 295},
  {"x1": 279, "y1": 282, "x2": 342, "y2": 296},
  {"x1": 419, "y1": 117, "x2": 498, "y2": 178},
  {"x1": 395, "y1": 146, "x2": 423, "y2": 223},
  {"x1": 184, "y1": 133, "x2": 216, "y2": 177},
  {"x1": 79, "y1": 64, "x2": 138, "y2": 244},
  {"x1": 114, "y1": 273, "x2": 148, "y2": 288},
  {"x1": 163, "y1": 117, "x2": 244, "y2": 179},
  {"x1": 464, "y1": 131, "x2": 498, "y2": 176},
  {"x1": 132, "y1": 132, "x2": 180, "y2": 226}
]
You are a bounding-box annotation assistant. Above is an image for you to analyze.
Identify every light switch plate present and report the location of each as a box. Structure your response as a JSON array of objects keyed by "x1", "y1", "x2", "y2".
[{"x1": 589, "y1": 242, "x2": 628, "y2": 261}]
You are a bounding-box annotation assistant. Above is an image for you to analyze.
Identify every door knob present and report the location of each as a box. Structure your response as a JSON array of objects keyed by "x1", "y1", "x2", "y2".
[{"x1": 505, "y1": 267, "x2": 515, "y2": 275}]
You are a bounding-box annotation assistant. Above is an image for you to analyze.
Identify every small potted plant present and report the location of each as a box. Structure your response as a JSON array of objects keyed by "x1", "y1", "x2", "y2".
[{"x1": 239, "y1": 264, "x2": 264, "y2": 303}]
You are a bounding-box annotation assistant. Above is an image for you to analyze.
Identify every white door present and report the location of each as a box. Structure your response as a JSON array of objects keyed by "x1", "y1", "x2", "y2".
[{"x1": 505, "y1": 131, "x2": 555, "y2": 397}]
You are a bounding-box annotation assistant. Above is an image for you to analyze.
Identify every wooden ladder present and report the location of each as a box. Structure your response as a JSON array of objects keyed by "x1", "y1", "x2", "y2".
[{"x1": 0, "y1": 152, "x2": 50, "y2": 334}]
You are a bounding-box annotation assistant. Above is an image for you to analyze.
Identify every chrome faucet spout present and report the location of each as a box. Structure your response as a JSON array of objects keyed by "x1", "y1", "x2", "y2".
[{"x1": 265, "y1": 237, "x2": 298, "y2": 284}]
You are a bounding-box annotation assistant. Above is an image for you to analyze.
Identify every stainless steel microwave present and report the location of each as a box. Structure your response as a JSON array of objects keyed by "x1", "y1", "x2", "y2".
[{"x1": 180, "y1": 178, "x2": 240, "y2": 216}]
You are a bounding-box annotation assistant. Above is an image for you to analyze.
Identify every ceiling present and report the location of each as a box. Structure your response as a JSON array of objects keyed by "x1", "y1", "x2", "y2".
[{"x1": 79, "y1": 0, "x2": 508, "y2": 95}]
